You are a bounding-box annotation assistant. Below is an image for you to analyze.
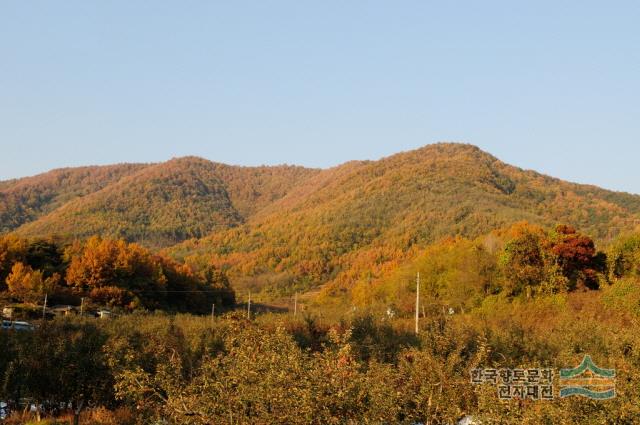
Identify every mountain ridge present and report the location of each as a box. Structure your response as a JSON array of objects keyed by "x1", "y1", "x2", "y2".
[
  {"x1": 157, "y1": 143, "x2": 640, "y2": 298},
  {"x1": 2, "y1": 143, "x2": 639, "y2": 256},
  {"x1": 3, "y1": 156, "x2": 320, "y2": 246}
]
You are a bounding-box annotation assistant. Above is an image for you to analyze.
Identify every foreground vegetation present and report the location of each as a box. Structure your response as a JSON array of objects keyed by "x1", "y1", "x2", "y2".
[
  {"x1": 2, "y1": 284, "x2": 640, "y2": 425},
  {"x1": 2, "y1": 211, "x2": 640, "y2": 423}
]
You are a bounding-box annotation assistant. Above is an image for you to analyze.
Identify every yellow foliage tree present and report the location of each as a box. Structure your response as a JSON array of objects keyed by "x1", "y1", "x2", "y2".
[{"x1": 6, "y1": 261, "x2": 59, "y2": 301}]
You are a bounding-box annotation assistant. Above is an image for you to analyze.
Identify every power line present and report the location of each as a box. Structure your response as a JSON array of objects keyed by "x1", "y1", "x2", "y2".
[{"x1": 117, "y1": 290, "x2": 229, "y2": 293}]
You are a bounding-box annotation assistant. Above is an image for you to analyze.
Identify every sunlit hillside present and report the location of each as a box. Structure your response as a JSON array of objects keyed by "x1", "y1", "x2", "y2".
[
  {"x1": 167, "y1": 143, "x2": 640, "y2": 298},
  {"x1": 5, "y1": 158, "x2": 319, "y2": 247}
]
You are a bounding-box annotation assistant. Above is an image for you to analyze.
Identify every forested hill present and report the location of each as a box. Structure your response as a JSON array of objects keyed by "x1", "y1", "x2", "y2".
[
  {"x1": 0, "y1": 163, "x2": 149, "y2": 233},
  {"x1": 2, "y1": 158, "x2": 319, "y2": 246},
  {"x1": 2, "y1": 143, "x2": 640, "y2": 255},
  {"x1": 167, "y1": 143, "x2": 640, "y2": 296}
]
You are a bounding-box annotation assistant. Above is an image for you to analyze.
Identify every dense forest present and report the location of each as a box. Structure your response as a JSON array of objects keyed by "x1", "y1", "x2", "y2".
[
  {"x1": 2, "y1": 144, "x2": 640, "y2": 423},
  {"x1": 3, "y1": 144, "x2": 639, "y2": 246},
  {"x1": 3, "y1": 159, "x2": 318, "y2": 247},
  {"x1": 0, "y1": 164, "x2": 148, "y2": 234},
  {"x1": 167, "y1": 144, "x2": 640, "y2": 298}
]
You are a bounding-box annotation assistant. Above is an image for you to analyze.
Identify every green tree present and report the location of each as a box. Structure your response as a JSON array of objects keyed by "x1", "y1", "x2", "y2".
[
  {"x1": 499, "y1": 228, "x2": 546, "y2": 297},
  {"x1": 608, "y1": 232, "x2": 640, "y2": 280}
]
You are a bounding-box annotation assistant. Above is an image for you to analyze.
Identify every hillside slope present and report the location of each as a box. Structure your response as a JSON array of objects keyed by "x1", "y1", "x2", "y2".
[
  {"x1": 4, "y1": 143, "x2": 640, "y2": 297},
  {"x1": 0, "y1": 164, "x2": 150, "y2": 232},
  {"x1": 5, "y1": 158, "x2": 319, "y2": 246},
  {"x1": 169, "y1": 144, "x2": 640, "y2": 296}
]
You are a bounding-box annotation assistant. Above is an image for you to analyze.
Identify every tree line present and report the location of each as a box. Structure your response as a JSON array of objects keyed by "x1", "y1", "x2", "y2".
[{"x1": 0, "y1": 235, "x2": 235, "y2": 313}]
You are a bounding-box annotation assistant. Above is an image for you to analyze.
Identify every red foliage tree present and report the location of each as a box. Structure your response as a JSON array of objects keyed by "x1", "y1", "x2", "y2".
[{"x1": 551, "y1": 225, "x2": 603, "y2": 290}]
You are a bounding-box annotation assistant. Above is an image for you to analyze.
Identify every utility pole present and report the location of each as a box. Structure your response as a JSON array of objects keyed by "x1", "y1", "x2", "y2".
[
  {"x1": 415, "y1": 272, "x2": 420, "y2": 335},
  {"x1": 80, "y1": 297, "x2": 85, "y2": 317},
  {"x1": 294, "y1": 292, "x2": 298, "y2": 317},
  {"x1": 211, "y1": 303, "x2": 215, "y2": 325},
  {"x1": 247, "y1": 291, "x2": 251, "y2": 319},
  {"x1": 42, "y1": 293, "x2": 48, "y2": 320}
]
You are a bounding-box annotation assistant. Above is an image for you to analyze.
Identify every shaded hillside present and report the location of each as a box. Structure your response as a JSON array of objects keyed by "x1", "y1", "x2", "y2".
[
  {"x1": 170, "y1": 144, "x2": 640, "y2": 297},
  {"x1": 208, "y1": 163, "x2": 321, "y2": 218},
  {"x1": 0, "y1": 164, "x2": 149, "y2": 232},
  {"x1": 7, "y1": 158, "x2": 319, "y2": 247}
]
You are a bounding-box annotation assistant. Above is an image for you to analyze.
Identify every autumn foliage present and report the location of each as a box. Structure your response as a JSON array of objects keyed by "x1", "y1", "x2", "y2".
[
  {"x1": 166, "y1": 144, "x2": 640, "y2": 299},
  {"x1": 0, "y1": 235, "x2": 234, "y2": 312}
]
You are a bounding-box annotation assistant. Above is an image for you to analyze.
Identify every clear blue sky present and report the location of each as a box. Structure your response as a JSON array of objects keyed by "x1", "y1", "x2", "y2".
[{"x1": 1, "y1": 2, "x2": 638, "y2": 193}]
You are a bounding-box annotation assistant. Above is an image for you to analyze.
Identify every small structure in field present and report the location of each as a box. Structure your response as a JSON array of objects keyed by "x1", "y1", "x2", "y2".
[
  {"x1": 49, "y1": 305, "x2": 77, "y2": 317},
  {"x1": 96, "y1": 309, "x2": 113, "y2": 319}
]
